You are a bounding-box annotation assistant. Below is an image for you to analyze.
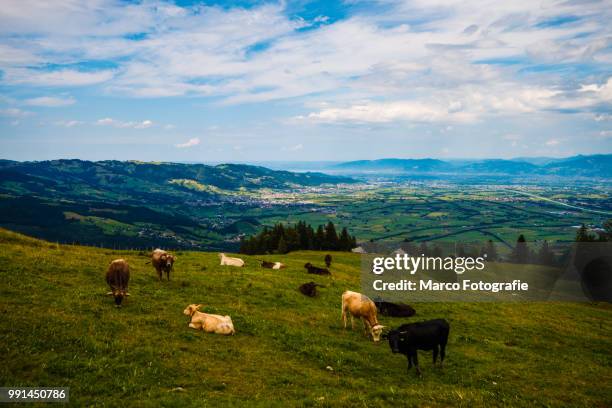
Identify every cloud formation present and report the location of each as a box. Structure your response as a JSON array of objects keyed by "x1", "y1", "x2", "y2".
[
  {"x1": 175, "y1": 137, "x2": 200, "y2": 148},
  {"x1": 24, "y1": 96, "x2": 75, "y2": 107},
  {"x1": 96, "y1": 118, "x2": 153, "y2": 129}
]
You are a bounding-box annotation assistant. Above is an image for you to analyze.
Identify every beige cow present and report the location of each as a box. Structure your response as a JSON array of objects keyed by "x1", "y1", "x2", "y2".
[
  {"x1": 341, "y1": 290, "x2": 385, "y2": 342},
  {"x1": 183, "y1": 304, "x2": 235, "y2": 335},
  {"x1": 219, "y1": 253, "x2": 244, "y2": 267}
]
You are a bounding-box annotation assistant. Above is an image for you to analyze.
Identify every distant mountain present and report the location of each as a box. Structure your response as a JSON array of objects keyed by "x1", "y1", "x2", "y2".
[
  {"x1": 459, "y1": 159, "x2": 539, "y2": 174},
  {"x1": 333, "y1": 154, "x2": 611, "y2": 178},
  {"x1": 542, "y1": 155, "x2": 612, "y2": 177},
  {"x1": 334, "y1": 158, "x2": 453, "y2": 173}
]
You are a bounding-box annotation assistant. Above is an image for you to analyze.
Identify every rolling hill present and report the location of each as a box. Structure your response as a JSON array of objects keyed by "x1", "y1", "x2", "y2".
[
  {"x1": 0, "y1": 228, "x2": 610, "y2": 406},
  {"x1": 0, "y1": 160, "x2": 354, "y2": 250}
]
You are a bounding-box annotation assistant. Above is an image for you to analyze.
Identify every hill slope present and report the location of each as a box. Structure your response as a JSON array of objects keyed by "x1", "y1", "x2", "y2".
[
  {"x1": 0, "y1": 160, "x2": 354, "y2": 250},
  {"x1": 0, "y1": 229, "x2": 610, "y2": 406}
]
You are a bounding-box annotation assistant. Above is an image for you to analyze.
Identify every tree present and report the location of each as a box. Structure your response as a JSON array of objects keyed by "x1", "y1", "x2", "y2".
[
  {"x1": 537, "y1": 240, "x2": 555, "y2": 265},
  {"x1": 483, "y1": 240, "x2": 498, "y2": 261},
  {"x1": 314, "y1": 225, "x2": 325, "y2": 250},
  {"x1": 510, "y1": 234, "x2": 529, "y2": 263},
  {"x1": 338, "y1": 227, "x2": 352, "y2": 251},
  {"x1": 324, "y1": 221, "x2": 339, "y2": 250},
  {"x1": 277, "y1": 236, "x2": 287, "y2": 254},
  {"x1": 576, "y1": 224, "x2": 594, "y2": 242}
]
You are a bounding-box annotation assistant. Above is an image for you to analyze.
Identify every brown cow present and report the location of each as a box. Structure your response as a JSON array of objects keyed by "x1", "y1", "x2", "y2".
[
  {"x1": 151, "y1": 249, "x2": 176, "y2": 281},
  {"x1": 106, "y1": 259, "x2": 130, "y2": 307},
  {"x1": 341, "y1": 290, "x2": 385, "y2": 342}
]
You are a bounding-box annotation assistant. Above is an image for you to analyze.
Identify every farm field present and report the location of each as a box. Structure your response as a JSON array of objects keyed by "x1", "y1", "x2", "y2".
[
  {"x1": 233, "y1": 182, "x2": 612, "y2": 251},
  {"x1": 1, "y1": 228, "x2": 610, "y2": 407}
]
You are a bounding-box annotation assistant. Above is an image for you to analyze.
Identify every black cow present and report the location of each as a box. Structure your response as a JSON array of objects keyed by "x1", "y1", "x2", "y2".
[
  {"x1": 375, "y1": 301, "x2": 416, "y2": 317},
  {"x1": 386, "y1": 319, "x2": 450, "y2": 375},
  {"x1": 324, "y1": 254, "x2": 332, "y2": 268},
  {"x1": 299, "y1": 281, "x2": 325, "y2": 297},
  {"x1": 304, "y1": 263, "x2": 330, "y2": 275},
  {"x1": 260, "y1": 260, "x2": 275, "y2": 268}
]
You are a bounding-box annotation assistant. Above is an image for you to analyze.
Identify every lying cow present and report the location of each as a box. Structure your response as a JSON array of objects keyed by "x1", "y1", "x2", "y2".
[
  {"x1": 375, "y1": 301, "x2": 416, "y2": 317},
  {"x1": 106, "y1": 259, "x2": 130, "y2": 307},
  {"x1": 341, "y1": 290, "x2": 385, "y2": 342},
  {"x1": 304, "y1": 262, "x2": 330, "y2": 275},
  {"x1": 151, "y1": 248, "x2": 176, "y2": 281},
  {"x1": 259, "y1": 260, "x2": 286, "y2": 270},
  {"x1": 299, "y1": 281, "x2": 325, "y2": 297},
  {"x1": 386, "y1": 319, "x2": 450, "y2": 375},
  {"x1": 183, "y1": 304, "x2": 235, "y2": 335},
  {"x1": 219, "y1": 253, "x2": 245, "y2": 267}
]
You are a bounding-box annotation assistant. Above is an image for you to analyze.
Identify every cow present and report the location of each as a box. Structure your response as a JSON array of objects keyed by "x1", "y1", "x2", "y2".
[
  {"x1": 385, "y1": 319, "x2": 450, "y2": 375},
  {"x1": 219, "y1": 253, "x2": 245, "y2": 267},
  {"x1": 324, "y1": 254, "x2": 332, "y2": 268},
  {"x1": 151, "y1": 248, "x2": 176, "y2": 281},
  {"x1": 304, "y1": 262, "x2": 330, "y2": 275},
  {"x1": 375, "y1": 301, "x2": 416, "y2": 317},
  {"x1": 106, "y1": 259, "x2": 130, "y2": 307},
  {"x1": 341, "y1": 290, "x2": 385, "y2": 342},
  {"x1": 183, "y1": 304, "x2": 235, "y2": 335},
  {"x1": 299, "y1": 281, "x2": 325, "y2": 297},
  {"x1": 259, "y1": 260, "x2": 286, "y2": 270}
]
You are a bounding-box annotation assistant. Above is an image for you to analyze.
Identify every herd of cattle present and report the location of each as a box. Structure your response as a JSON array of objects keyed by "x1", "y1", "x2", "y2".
[{"x1": 105, "y1": 249, "x2": 450, "y2": 375}]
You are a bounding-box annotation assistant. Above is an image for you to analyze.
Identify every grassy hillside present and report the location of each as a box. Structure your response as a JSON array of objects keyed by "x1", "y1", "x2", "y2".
[{"x1": 0, "y1": 228, "x2": 610, "y2": 407}]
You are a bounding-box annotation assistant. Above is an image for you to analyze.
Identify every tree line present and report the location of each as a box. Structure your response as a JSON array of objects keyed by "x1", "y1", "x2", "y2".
[{"x1": 240, "y1": 221, "x2": 357, "y2": 254}]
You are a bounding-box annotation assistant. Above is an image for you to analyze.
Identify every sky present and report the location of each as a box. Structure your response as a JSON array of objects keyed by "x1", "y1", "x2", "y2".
[{"x1": 0, "y1": 0, "x2": 611, "y2": 162}]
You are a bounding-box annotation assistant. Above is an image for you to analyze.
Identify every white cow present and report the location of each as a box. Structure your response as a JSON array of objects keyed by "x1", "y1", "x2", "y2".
[
  {"x1": 183, "y1": 304, "x2": 235, "y2": 335},
  {"x1": 219, "y1": 253, "x2": 245, "y2": 267}
]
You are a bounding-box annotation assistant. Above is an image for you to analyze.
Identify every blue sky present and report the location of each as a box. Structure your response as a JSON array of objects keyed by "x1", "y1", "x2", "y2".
[{"x1": 0, "y1": 0, "x2": 611, "y2": 162}]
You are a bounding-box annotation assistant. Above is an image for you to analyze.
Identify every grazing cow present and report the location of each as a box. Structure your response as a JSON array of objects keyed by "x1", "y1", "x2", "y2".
[
  {"x1": 259, "y1": 260, "x2": 286, "y2": 270},
  {"x1": 219, "y1": 253, "x2": 244, "y2": 267},
  {"x1": 299, "y1": 281, "x2": 325, "y2": 297},
  {"x1": 304, "y1": 262, "x2": 330, "y2": 275},
  {"x1": 106, "y1": 259, "x2": 130, "y2": 307},
  {"x1": 341, "y1": 290, "x2": 385, "y2": 342},
  {"x1": 375, "y1": 301, "x2": 416, "y2": 317},
  {"x1": 386, "y1": 319, "x2": 450, "y2": 375},
  {"x1": 183, "y1": 304, "x2": 235, "y2": 335},
  {"x1": 151, "y1": 248, "x2": 176, "y2": 281},
  {"x1": 324, "y1": 254, "x2": 332, "y2": 268}
]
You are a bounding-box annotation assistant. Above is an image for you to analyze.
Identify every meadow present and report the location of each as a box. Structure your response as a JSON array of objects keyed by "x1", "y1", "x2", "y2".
[{"x1": 1, "y1": 228, "x2": 610, "y2": 407}]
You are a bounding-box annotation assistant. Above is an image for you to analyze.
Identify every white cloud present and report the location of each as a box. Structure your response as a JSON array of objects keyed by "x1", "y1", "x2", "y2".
[
  {"x1": 0, "y1": 0, "x2": 610, "y2": 125},
  {"x1": 4, "y1": 68, "x2": 114, "y2": 87},
  {"x1": 283, "y1": 143, "x2": 303, "y2": 151},
  {"x1": 24, "y1": 96, "x2": 75, "y2": 107},
  {"x1": 0, "y1": 107, "x2": 33, "y2": 117},
  {"x1": 96, "y1": 117, "x2": 153, "y2": 129},
  {"x1": 545, "y1": 139, "x2": 560, "y2": 146},
  {"x1": 175, "y1": 137, "x2": 200, "y2": 148},
  {"x1": 54, "y1": 120, "x2": 82, "y2": 127}
]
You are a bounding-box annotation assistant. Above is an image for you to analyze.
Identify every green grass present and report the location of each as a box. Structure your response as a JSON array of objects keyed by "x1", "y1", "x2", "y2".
[{"x1": 0, "y1": 228, "x2": 610, "y2": 407}]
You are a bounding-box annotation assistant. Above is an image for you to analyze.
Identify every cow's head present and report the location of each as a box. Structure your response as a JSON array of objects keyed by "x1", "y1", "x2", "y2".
[
  {"x1": 161, "y1": 253, "x2": 175, "y2": 269},
  {"x1": 218, "y1": 253, "x2": 225, "y2": 259},
  {"x1": 371, "y1": 324, "x2": 385, "y2": 342},
  {"x1": 112, "y1": 288, "x2": 126, "y2": 307},
  {"x1": 387, "y1": 329, "x2": 402, "y2": 353},
  {"x1": 183, "y1": 304, "x2": 202, "y2": 316},
  {"x1": 304, "y1": 262, "x2": 312, "y2": 269}
]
